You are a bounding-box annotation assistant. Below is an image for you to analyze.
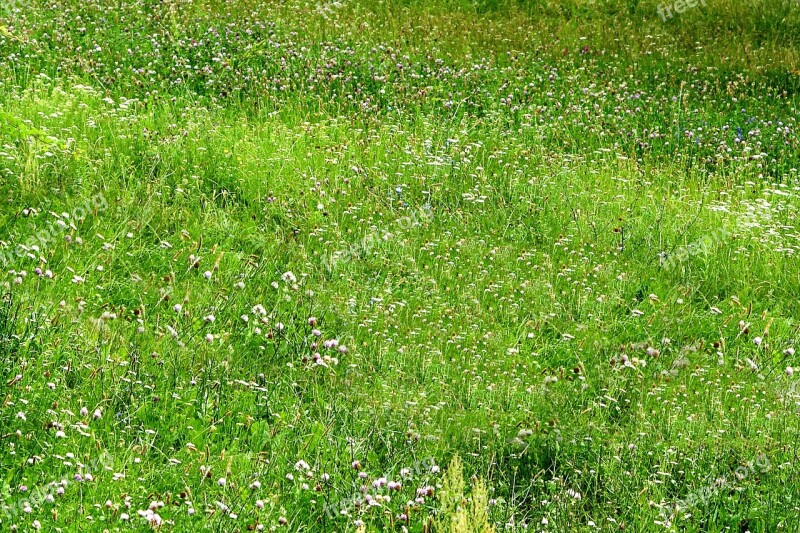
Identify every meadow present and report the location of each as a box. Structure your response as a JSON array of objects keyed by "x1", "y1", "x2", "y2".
[{"x1": 2, "y1": 0, "x2": 800, "y2": 530}]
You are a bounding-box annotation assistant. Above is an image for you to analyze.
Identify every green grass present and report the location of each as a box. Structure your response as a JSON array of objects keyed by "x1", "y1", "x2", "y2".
[{"x1": 2, "y1": 0, "x2": 800, "y2": 531}]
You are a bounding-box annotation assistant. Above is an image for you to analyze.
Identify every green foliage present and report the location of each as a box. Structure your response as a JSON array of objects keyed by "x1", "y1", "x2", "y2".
[{"x1": 0, "y1": 0, "x2": 800, "y2": 531}]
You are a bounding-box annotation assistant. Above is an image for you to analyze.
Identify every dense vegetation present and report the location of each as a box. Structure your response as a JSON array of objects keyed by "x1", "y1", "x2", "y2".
[{"x1": 2, "y1": 0, "x2": 800, "y2": 530}]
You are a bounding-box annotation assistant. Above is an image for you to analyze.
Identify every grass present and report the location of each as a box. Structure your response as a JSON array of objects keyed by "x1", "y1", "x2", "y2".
[{"x1": 1, "y1": 0, "x2": 800, "y2": 531}]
